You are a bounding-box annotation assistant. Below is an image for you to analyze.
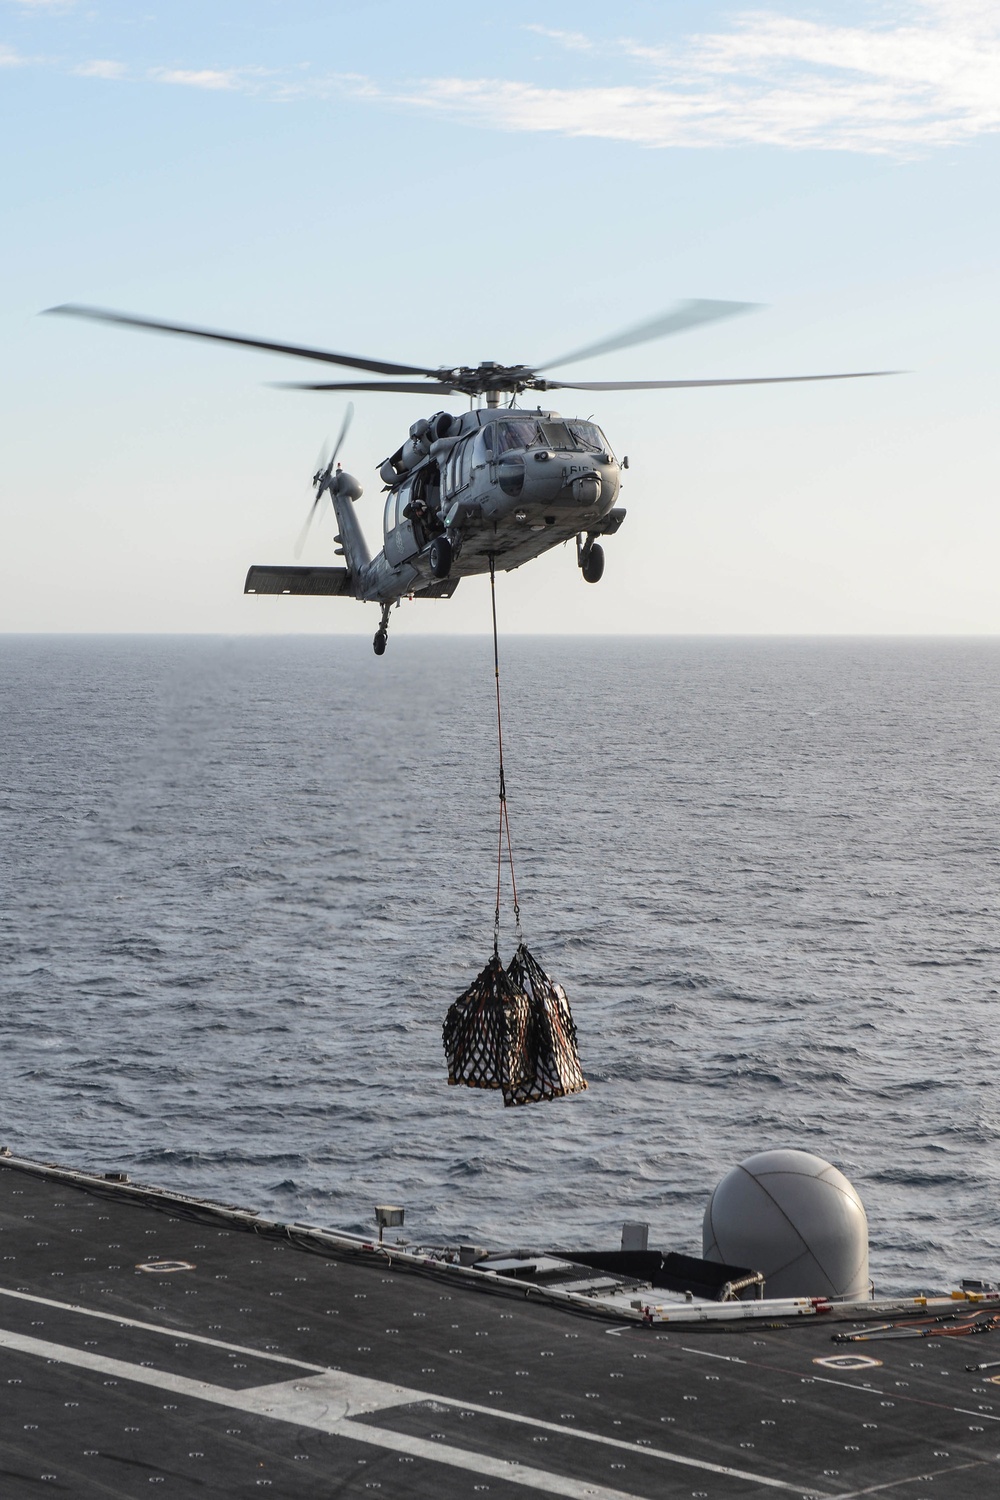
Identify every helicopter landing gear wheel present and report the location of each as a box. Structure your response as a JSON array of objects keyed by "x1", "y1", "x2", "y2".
[
  {"x1": 373, "y1": 602, "x2": 391, "y2": 656},
  {"x1": 581, "y1": 541, "x2": 605, "y2": 584},
  {"x1": 429, "y1": 534, "x2": 453, "y2": 580}
]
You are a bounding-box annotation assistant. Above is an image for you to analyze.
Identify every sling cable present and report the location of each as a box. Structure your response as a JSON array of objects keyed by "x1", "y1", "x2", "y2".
[{"x1": 442, "y1": 557, "x2": 588, "y2": 1107}]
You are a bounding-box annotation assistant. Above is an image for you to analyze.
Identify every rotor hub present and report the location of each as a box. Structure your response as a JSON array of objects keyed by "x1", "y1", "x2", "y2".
[{"x1": 436, "y1": 362, "x2": 542, "y2": 397}]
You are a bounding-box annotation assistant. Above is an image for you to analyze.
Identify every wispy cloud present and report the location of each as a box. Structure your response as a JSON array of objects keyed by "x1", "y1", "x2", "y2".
[
  {"x1": 523, "y1": 25, "x2": 595, "y2": 54},
  {"x1": 481, "y1": 2, "x2": 1000, "y2": 153},
  {"x1": 9, "y1": 43, "x2": 276, "y2": 95},
  {"x1": 12, "y1": 2, "x2": 1000, "y2": 155},
  {"x1": 150, "y1": 64, "x2": 276, "y2": 93},
  {"x1": 73, "y1": 58, "x2": 125, "y2": 80},
  {"x1": 152, "y1": 68, "x2": 244, "y2": 92}
]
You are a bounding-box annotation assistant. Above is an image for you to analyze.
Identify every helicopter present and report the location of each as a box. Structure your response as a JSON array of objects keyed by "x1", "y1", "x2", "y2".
[{"x1": 47, "y1": 300, "x2": 892, "y2": 654}]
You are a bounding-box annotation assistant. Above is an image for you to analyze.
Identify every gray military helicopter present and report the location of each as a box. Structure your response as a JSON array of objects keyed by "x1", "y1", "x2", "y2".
[{"x1": 48, "y1": 300, "x2": 891, "y2": 654}]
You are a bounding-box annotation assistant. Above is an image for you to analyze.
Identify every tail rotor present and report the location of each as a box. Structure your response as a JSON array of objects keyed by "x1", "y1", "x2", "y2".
[{"x1": 295, "y1": 402, "x2": 354, "y2": 558}]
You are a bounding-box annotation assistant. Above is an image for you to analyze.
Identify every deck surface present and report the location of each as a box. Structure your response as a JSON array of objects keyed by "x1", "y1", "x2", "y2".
[{"x1": 1, "y1": 1158, "x2": 998, "y2": 1498}]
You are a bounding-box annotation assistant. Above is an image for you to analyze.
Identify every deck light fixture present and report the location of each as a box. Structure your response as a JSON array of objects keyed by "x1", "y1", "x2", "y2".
[{"x1": 374, "y1": 1204, "x2": 404, "y2": 1244}]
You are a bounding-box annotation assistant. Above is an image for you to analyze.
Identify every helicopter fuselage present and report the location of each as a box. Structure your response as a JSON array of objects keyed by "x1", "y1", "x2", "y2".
[{"x1": 350, "y1": 406, "x2": 625, "y2": 603}]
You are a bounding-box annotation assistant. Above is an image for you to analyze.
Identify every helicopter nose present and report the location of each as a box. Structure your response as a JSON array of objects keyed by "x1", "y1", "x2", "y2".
[{"x1": 571, "y1": 474, "x2": 602, "y2": 505}]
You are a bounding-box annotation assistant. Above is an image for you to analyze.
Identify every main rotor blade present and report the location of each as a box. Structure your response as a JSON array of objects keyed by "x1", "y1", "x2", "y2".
[
  {"x1": 272, "y1": 380, "x2": 459, "y2": 394},
  {"x1": 537, "y1": 299, "x2": 758, "y2": 372},
  {"x1": 45, "y1": 304, "x2": 443, "y2": 380},
  {"x1": 544, "y1": 370, "x2": 899, "y2": 391}
]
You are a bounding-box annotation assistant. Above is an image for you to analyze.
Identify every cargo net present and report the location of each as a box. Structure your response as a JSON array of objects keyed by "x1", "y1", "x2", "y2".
[{"x1": 443, "y1": 943, "x2": 587, "y2": 1108}]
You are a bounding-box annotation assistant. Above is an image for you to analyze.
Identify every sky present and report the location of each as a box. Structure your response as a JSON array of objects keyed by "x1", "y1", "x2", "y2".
[{"x1": 2, "y1": 0, "x2": 999, "y2": 635}]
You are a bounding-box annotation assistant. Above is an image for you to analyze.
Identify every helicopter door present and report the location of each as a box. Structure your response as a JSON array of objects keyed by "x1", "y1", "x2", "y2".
[{"x1": 384, "y1": 479, "x2": 419, "y2": 567}]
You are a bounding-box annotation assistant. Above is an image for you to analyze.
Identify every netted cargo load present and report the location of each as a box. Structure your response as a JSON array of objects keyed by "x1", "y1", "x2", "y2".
[
  {"x1": 504, "y1": 943, "x2": 588, "y2": 1106},
  {"x1": 442, "y1": 953, "x2": 532, "y2": 1098},
  {"x1": 443, "y1": 944, "x2": 587, "y2": 1108}
]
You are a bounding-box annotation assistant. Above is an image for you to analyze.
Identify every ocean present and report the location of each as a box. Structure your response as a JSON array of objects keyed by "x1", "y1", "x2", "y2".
[{"x1": 2, "y1": 634, "x2": 998, "y2": 1294}]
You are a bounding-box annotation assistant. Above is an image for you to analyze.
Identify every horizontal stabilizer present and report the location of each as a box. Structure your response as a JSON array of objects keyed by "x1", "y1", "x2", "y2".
[{"x1": 244, "y1": 565, "x2": 354, "y2": 597}]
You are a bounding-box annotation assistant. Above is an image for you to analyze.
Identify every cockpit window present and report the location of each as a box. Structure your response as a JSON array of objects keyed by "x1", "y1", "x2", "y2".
[
  {"x1": 538, "y1": 419, "x2": 609, "y2": 453},
  {"x1": 494, "y1": 417, "x2": 611, "y2": 455},
  {"x1": 495, "y1": 419, "x2": 540, "y2": 454},
  {"x1": 538, "y1": 420, "x2": 572, "y2": 449},
  {"x1": 567, "y1": 421, "x2": 609, "y2": 453}
]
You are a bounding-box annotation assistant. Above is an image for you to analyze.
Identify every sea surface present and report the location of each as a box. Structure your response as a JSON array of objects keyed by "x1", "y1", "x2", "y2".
[{"x1": 2, "y1": 634, "x2": 998, "y2": 1294}]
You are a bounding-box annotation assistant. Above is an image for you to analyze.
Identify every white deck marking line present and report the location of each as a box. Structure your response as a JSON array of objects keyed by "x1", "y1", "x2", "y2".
[
  {"x1": 0, "y1": 1283, "x2": 327, "y2": 1374},
  {"x1": 834, "y1": 1459, "x2": 993, "y2": 1498},
  {"x1": 808, "y1": 1374, "x2": 886, "y2": 1394},
  {"x1": 0, "y1": 1325, "x2": 831, "y2": 1496},
  {"x1": 685, "y1": 1347, "x2": 1000, "y2": 1431},
  {"x1": 681, "y1": 1347, "x2": 748, "y2": 1364},
  {"x1": 682, "y1": 1354, "x2": 884, "y2": 1395},
  {"x1": 952, "y1": 1407, "x2": 1000, "y2": 1422},
  {"x1": 0, "y1": 1329, "x2": 638, "y2": 1500},
  {"x1": 425, "y1": 1393, "x2": 828, "y2": 1492},
  {"x1": 811, "y1": 1377, "x2": 1000, "y2": 1424}
]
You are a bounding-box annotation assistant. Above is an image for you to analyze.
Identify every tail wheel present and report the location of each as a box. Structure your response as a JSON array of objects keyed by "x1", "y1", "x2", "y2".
[
  {"x1": 581, "y1": 542, "x2": 605, "y2": 583},
  {"x1": 373, "y1": 630, "x2": 387, "y2": 656},
  {"x1": 429, "y1": 535, "x2": 453, "y2": 580}
]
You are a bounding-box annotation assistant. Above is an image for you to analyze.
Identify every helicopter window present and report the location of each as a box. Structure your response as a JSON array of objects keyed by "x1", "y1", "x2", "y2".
[
  {"x1": 481, "y1": 423, "x2": 494, "y2": 454},
  {"x1": 496, "y1": 419, "x2": 539, "y2": 454},
  {"x1": 446, "y1": 437, "x2": 474, "y2": 495},
  {"x1": 384, "y1": 492, "x2": 395, "y2": 534},
  {"x1": 567, "y1": 421, "x2": 609, "y2": 453},
  {"x1": 539, "y1": 420, "x2": 574, "y2": 449},
  {"x1": 389, "y1": 483, "x2": 410, "y2": 531},
  {"x1": 459, "y1": 438, "x2": 474, "y2": 488}
]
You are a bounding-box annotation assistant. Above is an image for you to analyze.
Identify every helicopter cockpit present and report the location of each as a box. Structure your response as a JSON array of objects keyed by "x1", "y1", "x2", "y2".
[{"x1": 493, "y1": 417, "x2": 611, "y2": 457}]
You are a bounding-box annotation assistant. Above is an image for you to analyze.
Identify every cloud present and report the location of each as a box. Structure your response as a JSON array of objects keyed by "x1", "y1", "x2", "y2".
[
  {"x1": 399, "y1": 3, "x2": 1000, "y2": 154},
  {"x1": 11, "y1": 1, "x2": 1000, "y2": 155},
  {"x1": 523, "y1": 25, "x2": 595, "y2": 54},
  {"x1": 150, "y1": 64, "x2": 277, "y2": 95},
  {"x1": 74, "y1": 59, "x2": 126, "y2": 80},
  {"x1": 152, "y1": 68, "x2": 246, "y2": 92}
]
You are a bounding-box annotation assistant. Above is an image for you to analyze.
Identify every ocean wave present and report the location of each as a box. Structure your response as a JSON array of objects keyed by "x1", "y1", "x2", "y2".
[{"x1": 4, "y1": 635, "x2": 1000, "y2": 1293}]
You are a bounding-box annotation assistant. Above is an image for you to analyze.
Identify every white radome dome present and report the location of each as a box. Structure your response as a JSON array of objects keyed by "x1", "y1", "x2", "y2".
[{"x1": 703, "y1": 1148, "x2": 869, "y2": 1301}]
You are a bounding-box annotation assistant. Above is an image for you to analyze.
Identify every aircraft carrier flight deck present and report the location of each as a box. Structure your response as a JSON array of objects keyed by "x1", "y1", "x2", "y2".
[{"x1": 1, "y1": 1153, "x2": 998, "y2": 1498}]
